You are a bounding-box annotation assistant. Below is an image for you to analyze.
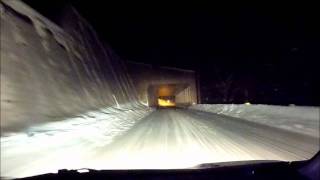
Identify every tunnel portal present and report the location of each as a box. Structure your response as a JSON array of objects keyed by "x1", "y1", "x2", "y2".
[
  {"x1": 126, "y1": 61, "x2": 199, "y2": 107},
  {"x1": 148, "y1": 84, "x2": 191, "y2": 107}
]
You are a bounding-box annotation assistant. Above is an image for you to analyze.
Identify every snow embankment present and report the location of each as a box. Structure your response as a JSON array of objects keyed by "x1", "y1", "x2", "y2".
[
  {"x1": 1, "y1": 105, "x2": 153, "y2": 178},
  {"x1": 190, "y1": 104, "x2": 319, "y2": 138},
  {"x1": 2, "y1": 104, "x2": 153, "y2": 147}
]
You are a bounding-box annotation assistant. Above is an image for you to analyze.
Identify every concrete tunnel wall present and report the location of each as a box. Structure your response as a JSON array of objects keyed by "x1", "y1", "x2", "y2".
[
  {"x1": 126, "y1": 61, "x2": 198, "y2": 107},
  {"x1": 0, "y1": 1, "x2": 142, "y2": 132}
]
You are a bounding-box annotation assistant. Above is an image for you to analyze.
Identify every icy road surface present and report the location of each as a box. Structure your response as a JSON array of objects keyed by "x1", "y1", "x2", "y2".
[{"x1": 1, "y1": 108, "x2": 319, "y2": 178}]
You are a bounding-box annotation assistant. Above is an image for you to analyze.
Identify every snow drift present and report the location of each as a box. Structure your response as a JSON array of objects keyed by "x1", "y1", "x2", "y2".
[
  {"x1": 1, "y1": 104, "x2": 153, "y2": 178},
  {"x1": 190, "y1": 104, "x2": 319, "y2": 137}
]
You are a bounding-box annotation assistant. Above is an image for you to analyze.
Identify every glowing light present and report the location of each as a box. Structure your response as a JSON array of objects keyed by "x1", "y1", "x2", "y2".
[
  {"x1": 158, "y1": 98, "x2": 175, "y2": 107},
  {"x1": 77, "y1": 169, "x2": 90, "y2": 173},
  {"x1": 244, "y1": 102, "x2": 251, "y2": 105}
]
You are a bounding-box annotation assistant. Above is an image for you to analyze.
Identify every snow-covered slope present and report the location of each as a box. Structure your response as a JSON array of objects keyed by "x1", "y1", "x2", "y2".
[
  {"x1": 1, "y1": 0, "x2": 144, "y2": 132},
  {"x1": 190, "y1": 104, "x2": 319, "y2": 137}
]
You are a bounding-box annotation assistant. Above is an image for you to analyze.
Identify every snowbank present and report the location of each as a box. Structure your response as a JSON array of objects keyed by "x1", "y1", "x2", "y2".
[
  {"x1": 1, "y1": 105, "x2": 153, "y2": 178},
  {"x1": 190, "y1": 104, "x2": 319, "y2": 137}
]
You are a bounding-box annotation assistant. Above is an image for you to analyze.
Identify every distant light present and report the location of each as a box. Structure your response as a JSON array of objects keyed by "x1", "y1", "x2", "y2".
[
  {"x1": 158, "y1": 98, "x2": 175, "y2": 107},
  {"x1": 244, "y1": 102, "x2": 251, "y2": 105},
  {"x1": 77, "y1": 169, "x2": 90, "y2": 173},
  {"x1": 192, "y1": 102, "x2": 196, "y2": 105}
]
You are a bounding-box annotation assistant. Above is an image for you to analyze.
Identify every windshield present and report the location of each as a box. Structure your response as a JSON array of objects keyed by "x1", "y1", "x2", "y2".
[{"x1": 1, "y1": 0, "x2": 319, "y2": 178}]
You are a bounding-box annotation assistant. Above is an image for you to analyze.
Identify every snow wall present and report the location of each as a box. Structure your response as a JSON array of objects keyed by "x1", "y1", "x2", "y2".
[
  {"x1": 0, "y1": 0, "x2": 145, "y2": 132},
  {"x1": 190, "y1": 104, "x2": 320, "y2": 138}
]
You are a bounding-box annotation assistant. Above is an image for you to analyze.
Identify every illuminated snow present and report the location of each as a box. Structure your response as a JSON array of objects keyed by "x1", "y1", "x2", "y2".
[
  {"x1": 1, "y1": 105, "x2": 153, "y2": 178},
  {"x1": 190, "y1": 104, "x2": 320, "y2": 137},
  {"x1": 1, "y1": 106, "x2": 319, "y2": 178}
]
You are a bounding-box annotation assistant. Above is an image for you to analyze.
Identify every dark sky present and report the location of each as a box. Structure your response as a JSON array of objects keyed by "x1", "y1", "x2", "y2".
[{"x1": 23, "y1": 1, "x2": 319, "y2": 105}]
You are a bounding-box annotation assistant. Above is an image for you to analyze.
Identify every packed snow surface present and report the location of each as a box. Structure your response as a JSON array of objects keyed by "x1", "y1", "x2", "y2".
[{"x1": 1, "y1": 107, "x2": 319, "y2": 178}]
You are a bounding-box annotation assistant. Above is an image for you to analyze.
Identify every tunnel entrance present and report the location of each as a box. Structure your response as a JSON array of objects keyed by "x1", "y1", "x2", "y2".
[
  {"x1": 126, "y1": 61, "x2": 199, "y2": 106},
  {"x1": 148, "y1": 83, "x2": 192, "y2": 107},
  {"x1": 157, "y1": 85, "x2": 176, "y2": 107},
  {"x1": 158, "y1": 96, "x2": 176, "y2": 107}
]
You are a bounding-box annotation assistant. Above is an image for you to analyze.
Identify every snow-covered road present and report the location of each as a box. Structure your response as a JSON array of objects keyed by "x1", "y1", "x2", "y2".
[
  {"x1": 1, "y1": 108, "x2": 319, "y2": 178},
  {"x1": 101, "y1": 109, "x2": 319, "y2": 166}
]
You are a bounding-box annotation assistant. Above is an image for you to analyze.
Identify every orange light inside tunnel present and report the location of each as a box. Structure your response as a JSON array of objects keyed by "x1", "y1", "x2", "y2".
[{"x1": 158, "y1": 98, "x2": 176, "y2": 107}]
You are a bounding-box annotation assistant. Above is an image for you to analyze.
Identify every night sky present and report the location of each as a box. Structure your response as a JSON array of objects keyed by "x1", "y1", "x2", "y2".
[{"x1": 23, "y1": 1, "x2": 319, "y2": 105}]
